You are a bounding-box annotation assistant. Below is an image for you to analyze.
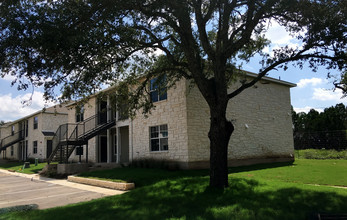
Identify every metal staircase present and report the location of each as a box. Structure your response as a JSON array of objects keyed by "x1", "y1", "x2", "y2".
[
  {"x1": 0, "y1": 130, "x2": 24, "y2": 154},
  {"x1": 47, "y1": 111, "x2": 115, "y2": 163}
]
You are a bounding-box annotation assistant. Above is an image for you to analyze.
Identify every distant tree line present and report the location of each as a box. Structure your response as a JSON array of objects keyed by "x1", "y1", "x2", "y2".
[{"x1": 292, "y1": 103, "x2": 347, "y2": 150}]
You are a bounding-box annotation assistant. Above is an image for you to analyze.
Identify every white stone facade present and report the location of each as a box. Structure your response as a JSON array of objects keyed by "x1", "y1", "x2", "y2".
[
  {"x1": 63, "y1": 75, "x2": 295, "y2": 168},
  {"x1": 129, "y1": 76, "x2": 295, "y2": 168},
  {"x1": 185, "y1": 77, "x2": 294, "y2": 168}
]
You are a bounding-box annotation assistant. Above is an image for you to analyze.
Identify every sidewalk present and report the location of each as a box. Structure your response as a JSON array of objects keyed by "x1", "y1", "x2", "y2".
[{"x1": 0, "y1": 169, "x2": 125, "y2": 209}]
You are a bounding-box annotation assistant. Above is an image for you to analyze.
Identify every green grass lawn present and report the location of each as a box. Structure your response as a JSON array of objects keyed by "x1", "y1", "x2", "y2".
[
  {"x1": 0, "y1": 162, "x2": 47, "y2": 174},
  {"x1": 2, "y1": 159, "x2": 347, "y2": 220},
  {"x1": 230, "y1": 159, "x2": 347, "y2": 187}
]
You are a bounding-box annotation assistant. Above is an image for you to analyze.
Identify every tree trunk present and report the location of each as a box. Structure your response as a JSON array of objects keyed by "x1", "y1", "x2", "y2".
[{"x1": 208, "y1": 106, "x2": 234, "y2": 188}]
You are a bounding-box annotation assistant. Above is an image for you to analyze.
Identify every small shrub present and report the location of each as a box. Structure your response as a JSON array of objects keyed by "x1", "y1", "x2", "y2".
[
  {"x1": 130, "y1": 158, "x2": 180, "y2": 170},
  {"x1": 295, "y1": 149, "x2": 347, "y2": 159}
]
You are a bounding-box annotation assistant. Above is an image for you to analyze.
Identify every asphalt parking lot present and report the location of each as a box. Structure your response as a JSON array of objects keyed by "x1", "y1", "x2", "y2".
[{"x1": 0, "y1": 171, "x2": 123, "y2": 210}]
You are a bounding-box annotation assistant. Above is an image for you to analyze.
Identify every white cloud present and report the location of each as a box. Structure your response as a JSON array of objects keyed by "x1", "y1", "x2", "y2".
[
  {"x1": 294, "y1": 106, "x2": 323, "y2": 113},
  {"x1": 0, "y1": 91, "x2": 54, "y2": 122},
  {"x1": 297, "y1": 78, "x2": 326, "y2": 88},
  {"x1": 262, "y1": 20, "x2": 305, "y2": 57},
  {"x1": 1, "y1": 74, "x2": 16, "y2": 82},
  {"x1": 312, "y1": 88, "x2": 346, "y2": 102},
  {"x1": 265, "y1": 21, "x2": 293, "y2": 45}
]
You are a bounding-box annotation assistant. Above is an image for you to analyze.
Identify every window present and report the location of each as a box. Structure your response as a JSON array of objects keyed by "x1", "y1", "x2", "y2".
[
  {"x1": 76, "y1": 106, "x2": 84, "y2": 122},
  {"x1": 25, "y1": 120, "x2": 28, "y2": 137},
  {"x1": 33, "y1": 141, "x2": 38, "y2": 154},
  {"x1": 114, "y1": 135, "x2": 117, "y2": 155},
  {"x1": 10, "y1": 146, "x2": 14, "y2": 156},
  {"x1": 33, "y1": 116, "x2": 38, "y2": 129},
  {"x1": 11, "y1": 125, "x2": 15, "y2": 136},
  {"x1": 25, "y1": 140, "x2": 28, "y2": 160},
  {"x1": 150, "y1": 124, "x2": 168, "y2": 151},
  {"x1": 75, "y1": 146, "x2": 83, "y2": 156},
  {"x1": 150, "y1": 77, "x2": 167, "y2": 102}
]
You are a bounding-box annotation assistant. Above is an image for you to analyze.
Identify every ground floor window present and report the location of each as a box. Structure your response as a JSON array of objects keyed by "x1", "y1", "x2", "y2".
[
  {"x1": 114, "y1": 135, "x2": 117, "y2": 155},
  {"x1": 150, "y1": 124, "x2": 168, "y2": 151},
  {"x1": 10, "y1": 146, "x2": 14, "y2": 156},
  {"x1": 33, "y1": 141, "x2": 38, "y2": 154},
  {"x1": 75, "y1": 146, "x2": 83, "y2": 156}
]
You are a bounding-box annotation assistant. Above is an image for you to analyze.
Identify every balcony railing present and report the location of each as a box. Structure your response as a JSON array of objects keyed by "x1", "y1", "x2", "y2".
[{"x1": 0, "y1": 130, "x2": 24, "y2": 152}]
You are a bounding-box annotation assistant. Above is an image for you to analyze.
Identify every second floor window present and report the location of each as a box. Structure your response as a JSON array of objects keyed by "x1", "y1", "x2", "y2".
[
  {"x1": 25, "y1": 120, "x2": 28, "y2": 137},
  {"x1": 11, "y1": 125, "x2": 15, "y2": 135},
  {"x1": 33, "y1": 116, "x2": 38, "y2": 129},
  {"x1": 150, "y1": 77, "x2": 167, "y2": 103},
  {"x1": 76, "y1": 106, "x2": 84, "y2": 123}
]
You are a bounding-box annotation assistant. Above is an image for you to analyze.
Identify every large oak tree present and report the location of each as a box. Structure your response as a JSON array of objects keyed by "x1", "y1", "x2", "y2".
[{"x1": 0, "y1": 0, "x2": 346, "y2": 188}]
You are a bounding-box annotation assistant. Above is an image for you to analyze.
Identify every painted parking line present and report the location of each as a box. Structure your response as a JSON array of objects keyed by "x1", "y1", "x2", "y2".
[
  {"x1": 0, "y1": 185, "x2": 63, "y2": 196},
  {"x1": 0, "y1": 191, "x2": 86, "y2": 206},
  {"x1": 0, "y1": 170, "x2": 125, "y2": 209}
]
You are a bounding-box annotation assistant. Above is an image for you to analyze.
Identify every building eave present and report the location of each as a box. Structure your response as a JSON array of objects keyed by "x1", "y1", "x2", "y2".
[{"x1": 245, "y1": 72, "x2": 296, "y2": 88}]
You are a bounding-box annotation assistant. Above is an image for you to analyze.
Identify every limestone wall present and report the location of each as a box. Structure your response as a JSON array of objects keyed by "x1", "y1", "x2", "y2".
[
  {"x1": 131, "y1": 79, "x2": 189, "y2": 162},
  {"x1": 186, "y1": 77, "x2": 295, "y2": 166},
  {"x1": 42, "y1": 113, "x2": 68, "y2": 132}
]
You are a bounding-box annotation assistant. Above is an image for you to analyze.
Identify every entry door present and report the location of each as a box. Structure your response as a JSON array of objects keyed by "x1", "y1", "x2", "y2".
[
  {"x1": 120, "y1": 127, "x2": 129, "y2": 163},
  {"x1": 46, "y1": 140, "x2": 53, "y2": 158},
  {"x1": 18, "y1": 142, "x2": 23, "y2": 161},
  {"x1": 98, "y1": 101, "x2": 107, "y2": 124},
  {"x1": 100, "y1": 136, "x2": 108, "y2": 163}
]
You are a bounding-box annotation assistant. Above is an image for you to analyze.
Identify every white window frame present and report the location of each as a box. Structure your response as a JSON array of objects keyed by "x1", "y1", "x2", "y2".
[
  {"x1": 150, "y1": 124, "x2": 168, "y2": 152},
  {"x1": 150, "y1": 77, "x2": 167, "y2": 103}
]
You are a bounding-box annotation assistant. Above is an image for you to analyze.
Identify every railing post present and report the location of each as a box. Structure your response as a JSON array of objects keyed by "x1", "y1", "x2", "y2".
[
  {"x1": 60, "y1": 145, "x2": 63, "y2": 163},
  {"x1": 66, "y1": 144, "x2": 69, "y2": 163},
  {"x1": 86, "y1": 142, "x2": 88, "y2": 163}
]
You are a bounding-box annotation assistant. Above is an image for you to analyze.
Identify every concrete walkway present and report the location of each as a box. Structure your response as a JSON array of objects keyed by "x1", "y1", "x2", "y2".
[{"x1": 0, "y1": 169, "x2": 125, "y2": 210}]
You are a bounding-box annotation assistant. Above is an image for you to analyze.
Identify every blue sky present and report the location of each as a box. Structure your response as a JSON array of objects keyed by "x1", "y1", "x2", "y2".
[{"x1": 0, "y1": 21, "x2": 346, "y2": 122}]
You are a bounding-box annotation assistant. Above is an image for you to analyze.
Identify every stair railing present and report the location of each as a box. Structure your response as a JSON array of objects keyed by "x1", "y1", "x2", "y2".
[
  {"x1": 47, "y1": 124, "x2": 70, "y2": 163},
  {"x1": 47, "y1": 108, "x2": 115, "y2": 163},
  {"x1": 0, "y1": 130, "x2": 24, "y2": 152}
]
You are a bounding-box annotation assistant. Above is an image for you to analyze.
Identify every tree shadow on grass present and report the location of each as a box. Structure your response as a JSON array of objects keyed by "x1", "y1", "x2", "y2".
[
  {"x1": 9, "y1": 176, "x2": 347, "y2": 220},
  {"x1": 0, "y1": 162, "x2": 22, "y2": 169},
  {"x1": 78, "y1": 161, "x2": 295, "y2": 188}
]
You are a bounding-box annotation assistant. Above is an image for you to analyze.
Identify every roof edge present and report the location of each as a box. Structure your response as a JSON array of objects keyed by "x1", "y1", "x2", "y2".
[{"x1": 245, "y1": 72, "x2": 296, "y2": 87}]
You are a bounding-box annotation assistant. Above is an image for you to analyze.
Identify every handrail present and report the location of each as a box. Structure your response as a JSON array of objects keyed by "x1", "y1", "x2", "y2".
[
  {"x1": 47, "y1": 109, "x2": 115, "y2": 163},
  {"x1": 0, "y1": 130, "x2": 24, "y2": 151}
]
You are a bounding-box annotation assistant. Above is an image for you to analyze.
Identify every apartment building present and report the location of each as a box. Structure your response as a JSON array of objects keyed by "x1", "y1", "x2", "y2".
[
  {"x1": 0, "y1": 104, "x2": 69, "y2": 161},
  {"x1": 48, "y1": 73, "x2": 296, "y2": 169}
]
